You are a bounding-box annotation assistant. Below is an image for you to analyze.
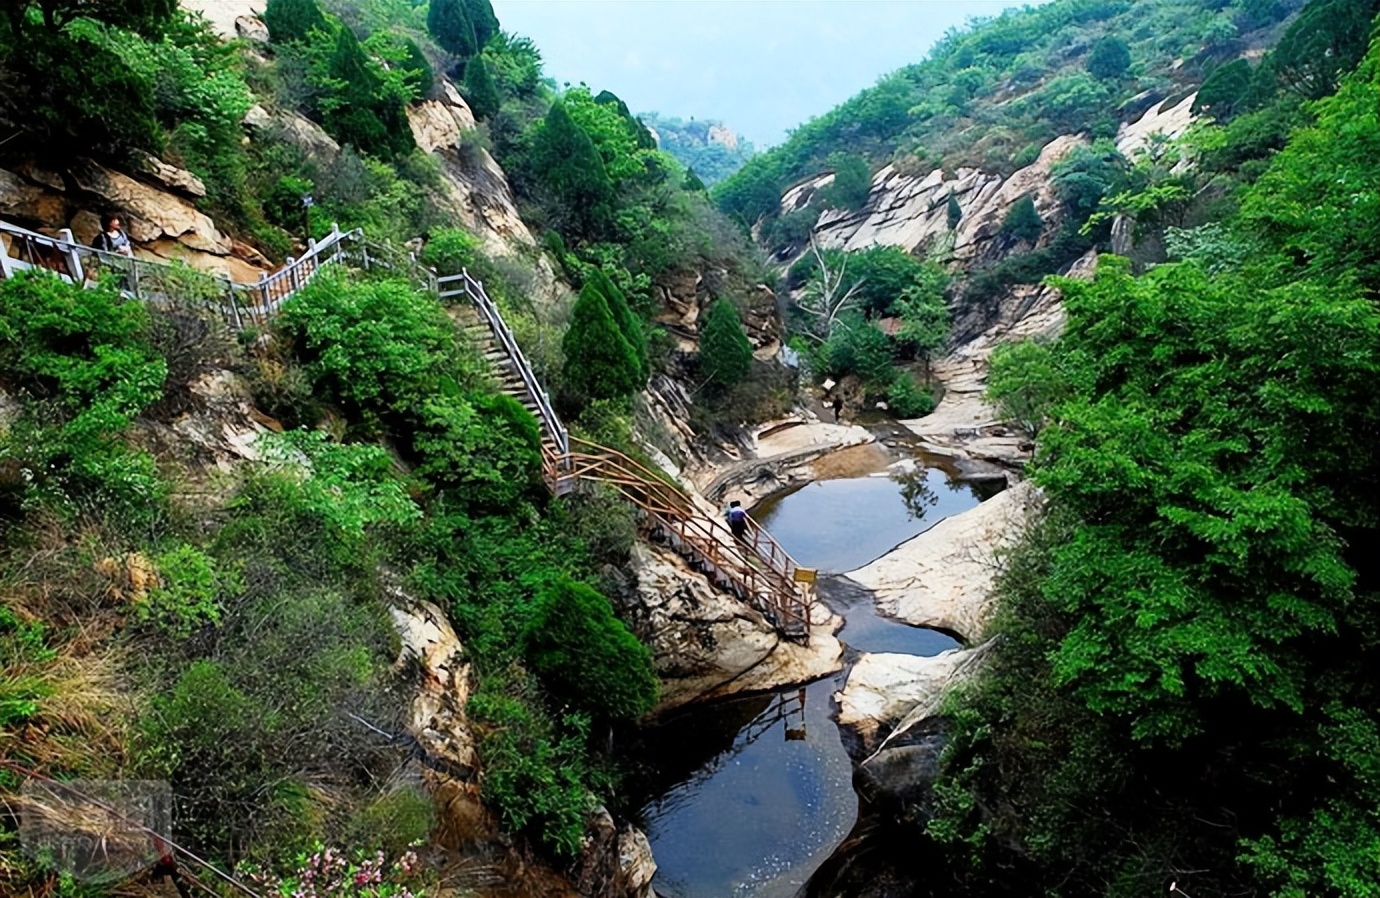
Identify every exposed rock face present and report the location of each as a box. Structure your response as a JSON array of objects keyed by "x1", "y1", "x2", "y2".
[
  {"x1": 1116, "y1": 92, "x2": 1197, "y2": 158},
  {"x1": 786, "y1": 135, "x2": 1088, "y2": 267},
  {"x1": 695, "y1": 417, "x2": 877, "y2": 505},
  {"x1": 898, "y1": 251, "x2": 1090, "y2": 468},
  {"x1": 70, "y1": 161, "x2": 231, "y2": 254},
  {"x1": 624, "y1": 542, "x2": 844, "y2": 712},
  {"x1": 846, "y1": 480, "x2": 1041, "y2": 640},
  {"x1": 570, "y1": 808, "x2": 658, "y2": 898},
  {"x1": 180, "y1": 0, "x2": 265, "y2": 38}
]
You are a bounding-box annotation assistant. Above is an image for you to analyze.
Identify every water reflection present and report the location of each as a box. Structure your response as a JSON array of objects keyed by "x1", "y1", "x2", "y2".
[{"x1": 890, "y1": 464, "x2": 938, "y2": 522}]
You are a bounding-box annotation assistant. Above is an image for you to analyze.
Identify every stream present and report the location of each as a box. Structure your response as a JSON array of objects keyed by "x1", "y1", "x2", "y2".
[{"x1": 626, "y1": 450, "x2": 1003, "y2": 898}]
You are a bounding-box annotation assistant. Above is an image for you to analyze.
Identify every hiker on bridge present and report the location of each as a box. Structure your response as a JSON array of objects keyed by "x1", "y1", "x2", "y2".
[{"x1": 726, "y1": 500, "x2": 749, "y2": 542}]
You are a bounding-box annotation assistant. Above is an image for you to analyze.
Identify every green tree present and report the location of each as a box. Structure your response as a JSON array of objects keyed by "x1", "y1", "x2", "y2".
[
  {"x1": 524, "y1": 578, "x2": 657, "y2": 720},
  {"x1": 1264, "y1": 0, "x2": 1380, "y2": 100},
  {"x1": 529, "y1": 101, "x2": 615, "y2": 239},
  {"x1": 321, "y1": 24, "x2": 414, "y2": 159},
  {"x1": 561, "y1": 282, "x2": 642, "y2": 405},
  {"x1": 262, "y1": 0, "x2": 328, "y2": 44},
  {"x1": 985, "y1": 338, "x2": 1068, "y2": 437},
  {"x1": 946, "y1": 191, "x2": 962, "y2": 230},
  {"x1": 818, "y1": 152, "x2": 873, "y2": 211},
  {"x1": 427, "y1": 0, "x2": 476, "y2": 58},
  {"x1": 586, "y1": 268, "x2": 648, "y2": 382},
  {"x1": 1001, "y1": 193, "x2": 1043, "y2": 243},
  {"x1": 893, "y1": 283, "x2": 949, "y2": 382},
  {"x1": 463, "y1": 56, "x2": 500, "y2": 119},
  {"x1": 462, "y1": 0, "x2": 500, "y2": 50},
  {"x1": 399, "y1": 36, "x2": 434, "y2": 97},
  {"x1": 698, "y1": 299, "x2": 753, "y2": 392},
  {"x1": 1085, "y1": 35, "x2": 1130, "y2": 80}
]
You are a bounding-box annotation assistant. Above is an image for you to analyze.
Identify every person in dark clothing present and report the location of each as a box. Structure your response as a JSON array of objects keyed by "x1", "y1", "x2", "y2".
[
  {"x1": 726, "y1": 500, "x2": 749, "y2": 542},
  {"x1": 831, "y1": 395, "x2": 844, "y2": 423},
  {"x1": 92, "y1": 213, "x2": 133, "y2": 256}
]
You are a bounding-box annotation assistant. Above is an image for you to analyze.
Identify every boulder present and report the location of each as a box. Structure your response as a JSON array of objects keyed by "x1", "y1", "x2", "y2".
[
  {"x1": 0, "y1": 167, "x2": 69, "y2": 225},
  {"x1": 389, "y1": 597, "x2": 478, "y2": 776},
  {"x1": 835, "y1": 649, "x2": 972, "y2": 754},
  {"x1": 70, "y1": 161, "x2": 232, "y2": 254},
  {"x1": 178, "y1": 0, "x2": 265, "y2": 38},
  {"x1": 570, "y1": 808, "x2": 657, "y2": 898},
  {"x1": 626, "y1": 542, "x2": 843, "y2": 712},
  {"x1": 130, "y1": 150, "x2": 207, "y2": 200},
  {"x1": 846, "y1": 481, "x2": 1042, "y2": 641}
]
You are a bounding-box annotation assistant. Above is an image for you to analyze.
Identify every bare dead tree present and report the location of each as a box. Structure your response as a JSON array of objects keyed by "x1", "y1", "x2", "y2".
[{"x1": 794, "y1": 235, "x2": 865, "y2": 341}]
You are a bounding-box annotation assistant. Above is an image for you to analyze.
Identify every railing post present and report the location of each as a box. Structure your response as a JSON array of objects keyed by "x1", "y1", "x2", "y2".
[
  {"x1": 57, "y1": 229, "x2": 84, "y2": 283},
  {"x1": 0, "y1": 241, "x2": 13, "y2": 278}
]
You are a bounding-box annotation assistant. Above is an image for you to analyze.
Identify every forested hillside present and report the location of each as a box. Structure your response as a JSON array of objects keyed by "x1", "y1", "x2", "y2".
[
  {"x1": 637, "y1": 113, "x2": 756, "y2": 186},
  {"x1": 710, "y1": 0, "x2": 1380, "y2": 894},
  {"x1": 0, "y1": 0, "x2": 782, "y2": 892}
]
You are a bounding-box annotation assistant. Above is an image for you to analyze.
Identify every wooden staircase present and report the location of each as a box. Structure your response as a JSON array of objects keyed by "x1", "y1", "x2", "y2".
[{"x1": 1, "y1": 215, "x2": 817, "y2": 642}]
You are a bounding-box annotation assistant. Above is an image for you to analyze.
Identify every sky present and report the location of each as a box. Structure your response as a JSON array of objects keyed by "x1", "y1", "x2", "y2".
[{"x1": 490, "y1": 1, "x2": 1030, "y2": 149}]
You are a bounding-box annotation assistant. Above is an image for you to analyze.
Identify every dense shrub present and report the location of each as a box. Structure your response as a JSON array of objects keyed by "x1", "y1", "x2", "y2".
[
  {"x1": 698, "y1": 299, "x2": 754, "y2": 392},
  {"x1": 1085, "y1": 36, "x2": 1131, "y2": 79},
  {"x1": 412, "y1": 392, "x2": 544, "y2": 511},
  {"x1": 887, "y1": 371, "x2": 937, "y2": 418},
  {"x1": 817, "y1": 152, "x2": 873, "y2": 211},
  {"x1": 1001, "y1": 193, "x2": 1044, "y2": 243},
  {"x1": 464, "y1": 57, "x2": 501, "y2": 119},
  {"x1": 523, "y1": 578, "x2": 657, "y2": 721},
  {"x1": 560, "y1": 282, "x2": 643, "y2": 407}
]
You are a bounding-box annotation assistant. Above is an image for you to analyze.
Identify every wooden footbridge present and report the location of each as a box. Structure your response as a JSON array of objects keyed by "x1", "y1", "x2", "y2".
[{"x1": 1, "y1": 217, "x2": 818, "y2": 642}]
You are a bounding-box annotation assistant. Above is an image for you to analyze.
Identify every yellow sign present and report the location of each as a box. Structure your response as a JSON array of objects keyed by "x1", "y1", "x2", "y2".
[{"x1": 793, "y1": 568, "x2": 818, "y2": 584}]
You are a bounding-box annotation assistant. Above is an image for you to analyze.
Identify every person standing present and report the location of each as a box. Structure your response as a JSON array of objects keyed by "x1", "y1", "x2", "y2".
[
  {"x1": 726, "y1": 500, "x2": 749, "y2": 542},
  {"x1": 92, "y1": 213, "x2": 133, "y2": 256}
]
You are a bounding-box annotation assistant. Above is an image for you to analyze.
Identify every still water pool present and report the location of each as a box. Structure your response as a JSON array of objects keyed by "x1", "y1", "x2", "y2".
[{"x1": 633, "y1": 458, "x2": 1000, "y2": 898}]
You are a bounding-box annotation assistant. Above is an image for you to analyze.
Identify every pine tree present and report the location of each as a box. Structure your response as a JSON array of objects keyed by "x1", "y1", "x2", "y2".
[
  {"x1": 427, "y1": 0, "x2": 477, "y2": 58},
  {"x1": 1002, "y1": 193, "x2": 1043, "y2": 243},
  {"x1": 530, "y1": 101, "x2": 614, "y2": 239},
  {"x1": 463, "y1": 57, "x2": 500, "y2": 119},
  {"x1": 946, "y1": 191, "x2": 963, "y2": 230},
  {"x1": 587, "y1": 268, "x2": 648, "y2": 383},
  {"x1": 699, "y1": 299, "x2": 753, "y2": 392},
  {"x1": 1086, "y1": 36, "x2": 1131, "y2": 80},
  {"x1": 561, "y1": 282, "x2": 642, "y2": 405},
  {"x1": 323, "y1": 26, "x2": 413, "y2": 159},
  {"x1": 400, "y1": 37, "x2": 435, "y2": 98},
  {"x1": 683, "y1": 167, "x2": 707, "y2": 192},
  {"x1": 263, "y1": 0, "x2": 327, "y2": 44},
  {"x1": 461, "y1": 0, "x2": 500, "y2": 50}
]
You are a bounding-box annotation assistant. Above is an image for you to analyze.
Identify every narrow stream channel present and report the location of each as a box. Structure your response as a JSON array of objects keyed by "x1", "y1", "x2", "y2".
[{"x1": 628, "y1": 450, "x2": 1003, "y2": 898}]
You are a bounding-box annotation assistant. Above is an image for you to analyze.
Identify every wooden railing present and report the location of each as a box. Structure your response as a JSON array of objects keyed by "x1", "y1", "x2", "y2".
[
  {"x1": 439, "y1": 269, "x2": 569, "y2": 458},
  {"x1": 549, "y1": 436, "x2": 815, "y2": 641},
  {"x1": 1, "y1": 215, "x2": 815, "y2": 640}
]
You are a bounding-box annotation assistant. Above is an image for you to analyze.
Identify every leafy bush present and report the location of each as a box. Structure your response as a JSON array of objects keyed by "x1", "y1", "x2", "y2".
[
  {"x1": 277, "y1": 272, "x2": 478, "y2": 427},
  {"x1": 523, "y1": 578, "x2": 657, "y2": 721},
  {"x1": 887, "y1": 371, "x2": 936, "y2": 418},
  {"x1": 468, "y1": 682, "x2": 597, "y2": 858},
  {"x1": 698, "y1": 299, "x2": 754, "y2": 392},
  {"x1": 1001, "y1": 193, "x2": 1044, "y2": 243},
  {"x1": 136, "y1": 545, "x2": 235, "y2": 638},
  {"x1": 412, "y1": 392, "x2": 544, "y2": 511},
  {"x1": 560, "y1": 282, "x2": 643, "y2": 407}
]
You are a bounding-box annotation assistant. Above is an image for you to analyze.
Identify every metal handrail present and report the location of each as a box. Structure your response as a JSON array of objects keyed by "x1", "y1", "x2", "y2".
[{"x1": 439, "y1": 269, "x2": 570, "y2": 457}]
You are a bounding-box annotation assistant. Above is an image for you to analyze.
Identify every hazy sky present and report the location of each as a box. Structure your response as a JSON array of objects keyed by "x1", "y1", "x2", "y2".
[{"x1": 491, "y1": 1, "x2": 1029, "y2": 148}]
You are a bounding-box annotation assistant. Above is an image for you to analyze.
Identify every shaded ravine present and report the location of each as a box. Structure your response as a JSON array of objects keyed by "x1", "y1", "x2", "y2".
[{"x1": 623, "y1": 453, "x2": 1002, "y2": 898}]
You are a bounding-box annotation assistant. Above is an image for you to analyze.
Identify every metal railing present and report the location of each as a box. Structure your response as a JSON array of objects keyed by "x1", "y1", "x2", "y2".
[
  {"x1": 439, "y1": 269, "x2": 569, "y2": 458},
  {"x1": 2, "y1": 216, "x2": 814, "y2": 638},
  {"x1": 553, "y1": 436, "x2": 814, "y2": 640}
]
